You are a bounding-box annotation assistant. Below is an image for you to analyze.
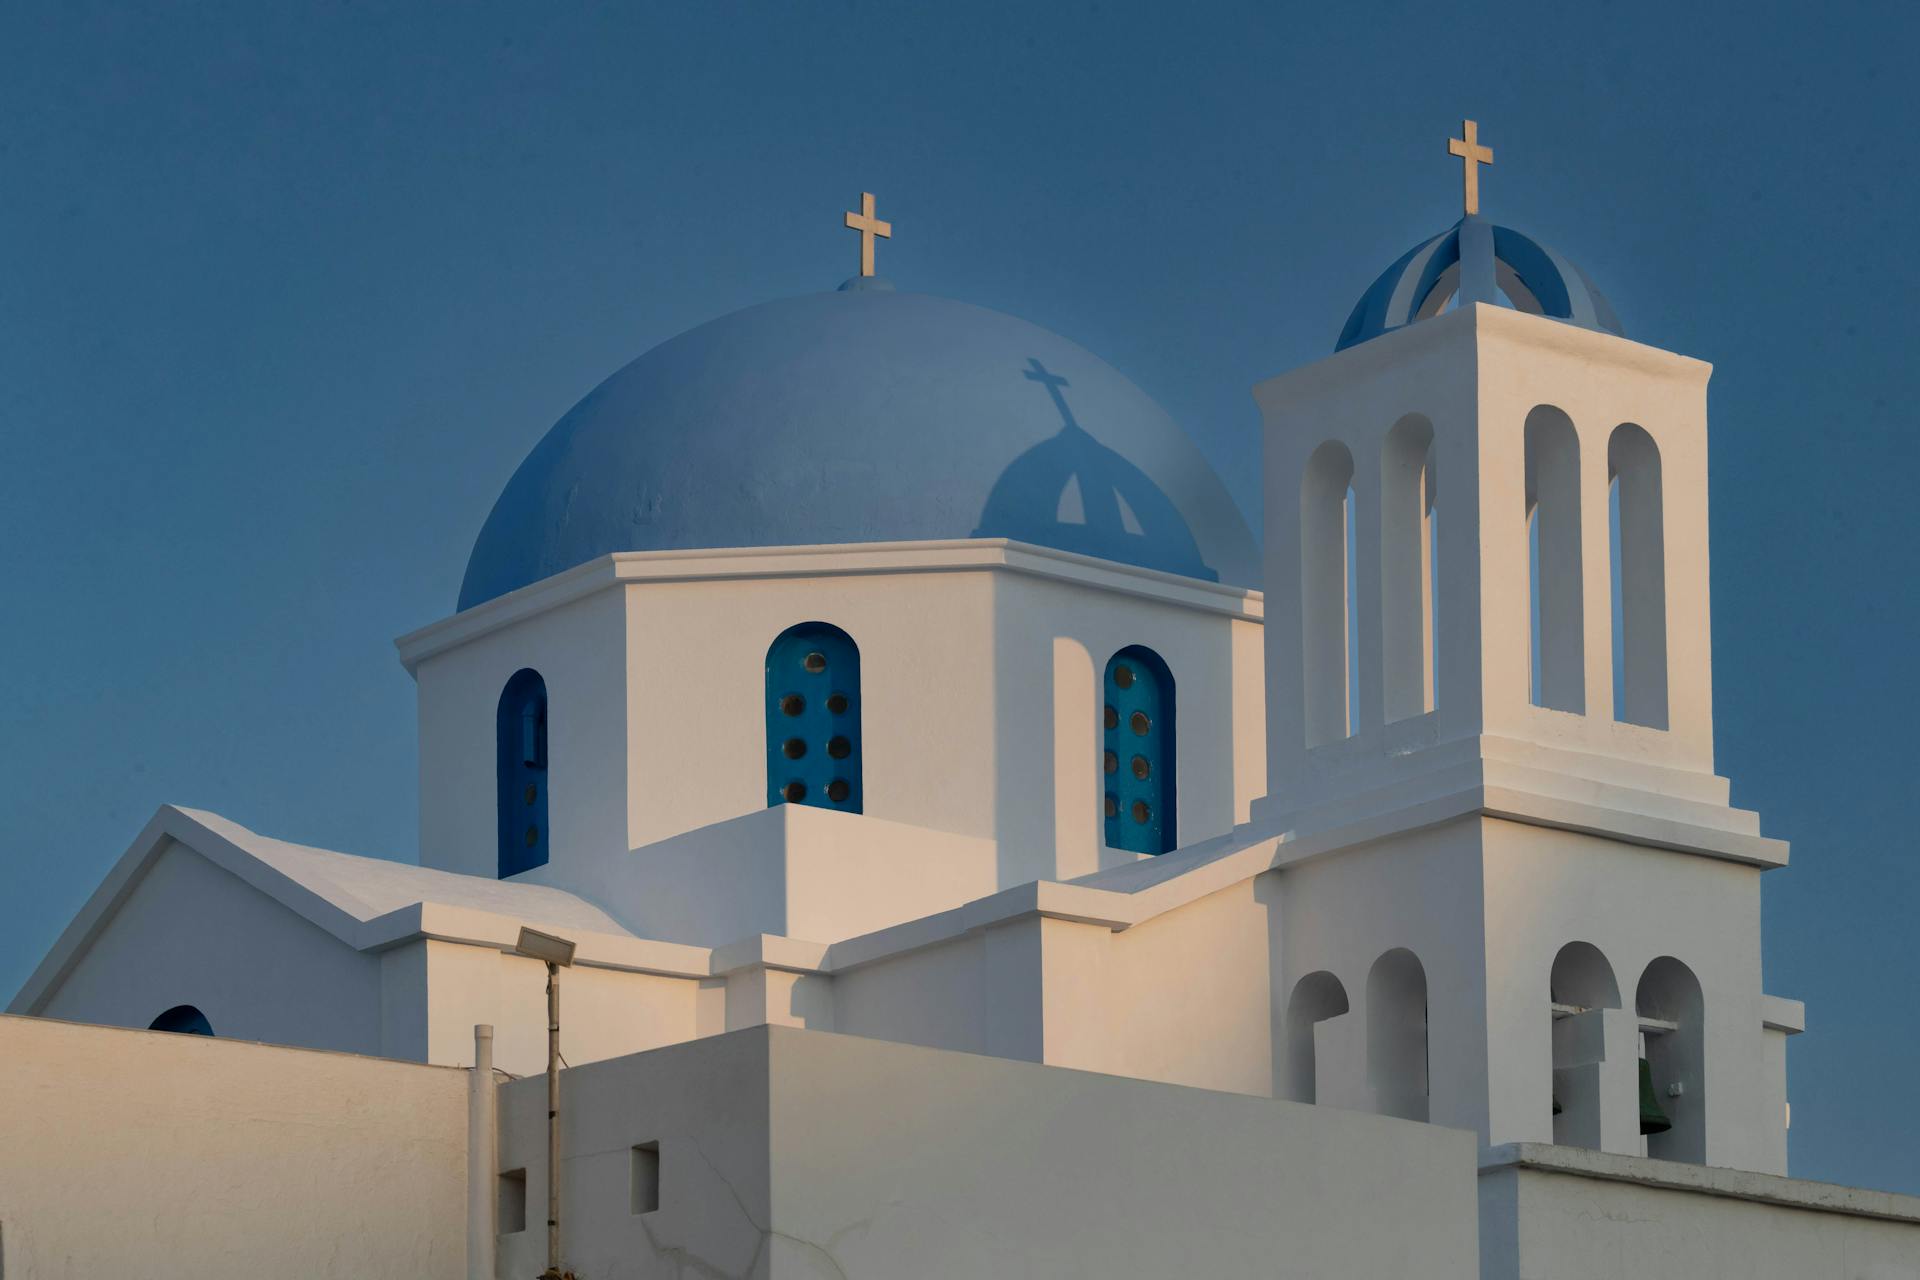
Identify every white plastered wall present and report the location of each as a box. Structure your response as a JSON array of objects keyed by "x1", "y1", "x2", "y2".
[
  {"x1": 1033, "y1": 880, "x2": 1275, "y2": 1095},
  {"x1": 406, "y1": 544, "x2": 1263, "y2": 916},
  {"x1": 493, "y1": 1024, "x2": 1481, "y2": 1280},
  {"x1": 0, "y1": 1015, "x2": 467, "y2": 1279},
  {"x1": 36, "y1": 839, "x2": 388, "y2": 1055},
  {"x1": 995, "y1": 570, "x2": 1264, "y2": 883},
  {"x1": 1273, "y1": 818, "x2": 1493, "y2": 1136},
  {"x1": 618, "y1": 566, "x2": 1001, "y2": 853},
  {"x1": 1480, "y1": 819, "x2": 1768, "y2": 1169},
  {"x1": 416, "y1": 939, "x2": 724, "y2": 1078},
  {"x1": 833, "y1": 875, "x2": 1276, "y2": 1099},
  {"x1": 1481, "y1": 1155, "x2": 1920, "y2": 1280},
  {"x1": 415, "y1": 586, "x2": 629, "y2": 880}
]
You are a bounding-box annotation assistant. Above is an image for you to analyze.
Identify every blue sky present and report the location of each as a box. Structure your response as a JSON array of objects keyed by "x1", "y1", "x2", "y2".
[{"x1": 3, "y1": 0, "x2": 1915, "y2": 1193}]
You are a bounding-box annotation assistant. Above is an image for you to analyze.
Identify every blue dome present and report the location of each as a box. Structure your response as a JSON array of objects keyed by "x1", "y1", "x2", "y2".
[
  {"x1": 1337, "y1": 217, "x2": 1622, "y2": 352},
  {"x1": 459, "y1": 283, "x2": 1259, "y2": 610}
]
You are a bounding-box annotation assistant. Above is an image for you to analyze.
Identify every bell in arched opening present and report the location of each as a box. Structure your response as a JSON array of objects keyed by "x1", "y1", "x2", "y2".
[{"x1": 1638, "y1": 1058, "x2": 1673, "y2": 1136}]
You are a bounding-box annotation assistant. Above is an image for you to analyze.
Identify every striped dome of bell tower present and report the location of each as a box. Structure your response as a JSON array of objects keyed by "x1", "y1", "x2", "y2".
[{"x1": 1336, "y1": 217, "x2": 1624, "y2": 352}]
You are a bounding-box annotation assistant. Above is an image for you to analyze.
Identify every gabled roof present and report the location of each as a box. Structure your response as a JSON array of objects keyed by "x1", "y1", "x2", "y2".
[{"x1": 7, "y1": 806, "x2": 704, "y2": 1016}]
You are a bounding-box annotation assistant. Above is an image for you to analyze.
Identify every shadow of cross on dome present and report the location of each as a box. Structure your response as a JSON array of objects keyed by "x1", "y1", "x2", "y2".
[{"x1": 971, "y1": 359, "x2": 1217, "y2": 582}]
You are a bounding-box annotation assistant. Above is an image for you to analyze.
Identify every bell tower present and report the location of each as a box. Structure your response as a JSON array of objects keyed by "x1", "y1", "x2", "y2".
[
  {"x1": 1253, "y1": 136, "x2": 1796, "y2": 1176},
  {"x1": 1255, "y1": 294, "x2": 1734, "y2": 842}
]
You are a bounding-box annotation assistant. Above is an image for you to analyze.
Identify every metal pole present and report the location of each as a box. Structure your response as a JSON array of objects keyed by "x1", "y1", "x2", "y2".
[
  {"x1": 546, "y1": 960, "x2": 562, "y2": 1277},
  {"x1": 467, "y1": 1024, "x2": 496, "y2": 1280}
]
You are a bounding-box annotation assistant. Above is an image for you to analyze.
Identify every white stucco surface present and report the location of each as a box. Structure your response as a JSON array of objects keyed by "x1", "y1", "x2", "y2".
[
  {"x1": 403, "y1": 541, "x2": 1262, "y2": 895},
  {"x1": 495, "y1": 1024, "x2": 1481, "y2": 1279},
  {"x1": 0, "y1": 1014, "x2": 469, "y2": 1279},
  {"x1": 521, "y1": 802, "x2": 1001, "y2": 947},
  {"x1": 1478, "y1": 1144, "x2": 1920, "y2": 1280}
]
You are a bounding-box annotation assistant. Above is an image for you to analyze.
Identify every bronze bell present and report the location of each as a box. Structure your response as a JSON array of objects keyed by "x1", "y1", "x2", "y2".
[{"x1": 1639, "y1": 1058, "x2": 1672, "y2": 1136}]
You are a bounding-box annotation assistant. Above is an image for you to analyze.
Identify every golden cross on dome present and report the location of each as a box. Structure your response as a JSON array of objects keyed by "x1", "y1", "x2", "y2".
[
  {"x1": 843, "y1": 191, "x2": 893, "y2": 278},
  {"x1": 1447, "y1": 120, "x2": 1494, "y2": 217}
]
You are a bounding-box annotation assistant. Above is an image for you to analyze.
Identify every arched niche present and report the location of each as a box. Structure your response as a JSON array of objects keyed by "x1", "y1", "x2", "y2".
[
  {"x1": 1381, "y1": 415, "x2": 1437, "y2": 722},
  {"x1": 1550, "y1": 941, "x2": 1621, "y2": 1010},
  {"x1": 1524, "y1": 407, "x2": 1584, "y2": 713},
  {"x1": 1283, "y1": 970, "x2": 1350, "y2": 1104},
  {"x1": 1636, "y1": 956, "x2": 1706, "y2": 1163},
  {"x1": 1301, "y1": 441, "x2": 1357, "y2": 746},
  {"x1": 1609, "y1": 424, "x2": 1668, "y2": 728},
  {"x1": 1367, "y1": 948, "x2": 1429, "y2": 1121},
  {"x1": 1549, "y1": 941, "x2": 1621, "y2": 1148}
]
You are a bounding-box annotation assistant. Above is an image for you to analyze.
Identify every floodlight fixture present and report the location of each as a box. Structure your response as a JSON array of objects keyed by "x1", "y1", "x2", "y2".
[
  {"x1": 514, "y1": 926, "x2": 577, "y2": 968},
  {"x1": 511, "y1": 924, "x2": 578, "y2": 1276}
]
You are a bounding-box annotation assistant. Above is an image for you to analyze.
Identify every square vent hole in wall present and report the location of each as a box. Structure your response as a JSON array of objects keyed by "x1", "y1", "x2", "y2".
[
  {"x1": 632, "y1": 1142, "x2": 660, "y2": 1214},
  {"x1": 499, "y1": 1168, "x2": 528, "y2": 1234}
]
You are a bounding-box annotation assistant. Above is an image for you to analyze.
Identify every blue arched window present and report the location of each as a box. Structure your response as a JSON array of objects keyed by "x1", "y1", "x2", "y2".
[
  {"x1": 150, "y1": 1005, "x2": 214, "y2": 1036},
  {"x1": 766, "y1": 623, "x2": 862, "y2": 813},
  {"x1": 497, "y1": 668, "x2": 549, "y2": 878},
  {"x1": 1104, "y1": 646, "x2": 1175, "y2": 854}
]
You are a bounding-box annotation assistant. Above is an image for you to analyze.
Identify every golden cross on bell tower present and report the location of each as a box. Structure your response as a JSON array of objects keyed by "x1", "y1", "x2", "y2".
[
  {"x1": 1447, "y1": 119, "x2": 1494, "y2": 217},
  {"x1": 843, "y1": 191, "x2": 893, "y2": 278}
]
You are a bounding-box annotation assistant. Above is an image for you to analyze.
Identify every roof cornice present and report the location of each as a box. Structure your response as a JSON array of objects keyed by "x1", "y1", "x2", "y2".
[{"x1": 395, "y1": 538, "x2": 1263, "y2": 673}]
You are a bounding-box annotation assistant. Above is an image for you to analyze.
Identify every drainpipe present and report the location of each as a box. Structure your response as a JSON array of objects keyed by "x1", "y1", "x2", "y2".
[{"x1": 468, "y1": 1023, "x2": 497, "y2": 1280}]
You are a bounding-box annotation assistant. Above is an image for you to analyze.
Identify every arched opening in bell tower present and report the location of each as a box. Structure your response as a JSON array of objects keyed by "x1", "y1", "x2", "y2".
[
  {"x1": 1549, "y1": 941, "x2": 1622, "y2": 1149},
  {"x1": 1301, "y1": 441, "x2": 1357, "y2": 746},
  {"x1": 1382, "y1": 415, "x2": 1437, "y2": 721},
  {"x1": 1609, "y1": 424, "x2": 1668, "y2": 728},
  {"x1": 1283, "y1": 970, "x2": 1350, "y2": 1104},
  {"x1": 1525, "y1": 407, "x2": 1585, "y2": 713},
  {"x1": 1636, "y1": 956, "x2": 1706, "y2": 1164},
  {"x1": 1367, "y1": 948, "x2": 1430, "y2": 1121}
]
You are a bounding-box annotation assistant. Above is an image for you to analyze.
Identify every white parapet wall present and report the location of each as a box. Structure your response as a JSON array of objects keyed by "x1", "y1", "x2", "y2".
[
  {"x1": 1479, "y1": 1143, "x2": 1920, "y2": 1280},
  {"x1": 494, "y1": 1023, "x2": 1483, "y2": 1279},
  {"x1": 0, "y1": 1014, "x2": 470, "y2": 1278}
]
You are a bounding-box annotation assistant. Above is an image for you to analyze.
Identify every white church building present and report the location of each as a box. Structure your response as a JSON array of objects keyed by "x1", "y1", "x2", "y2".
[{"x1": 7, "y1": 138, "x2": 1920, "y2": 1279}]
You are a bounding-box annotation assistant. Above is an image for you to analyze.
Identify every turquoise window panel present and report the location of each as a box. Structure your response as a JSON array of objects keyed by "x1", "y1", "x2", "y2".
[
  {"x1": 1103, "y1": 646, "x2": 1175, "y2": 854},
  {"x1": 497, "y1": 668, "x2": 549, "y2": 878},
  {"x1": 766, "y1": 623, "x2": 863, "y2": 814}
]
